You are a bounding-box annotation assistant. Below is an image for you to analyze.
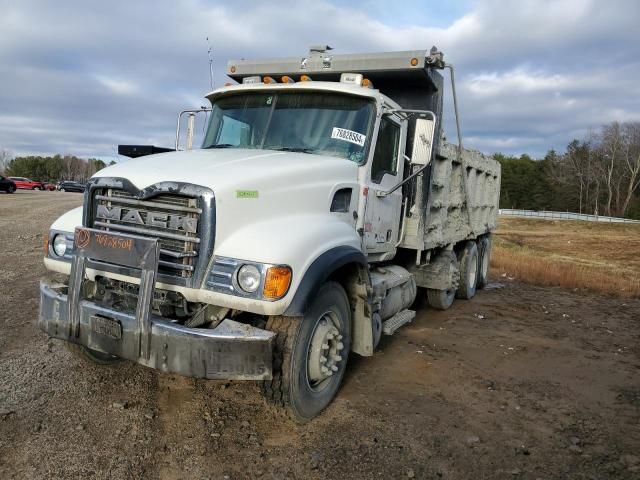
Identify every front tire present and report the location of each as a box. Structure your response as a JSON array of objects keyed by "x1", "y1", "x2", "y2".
[
  {"x1": 60, "y1": 188, "x2": 66, "y2": 192},
  {"x1": 7, "y1": 185, "x2": 15, "y2": 194},
  {"x1": 262, "y1": 281, "x2": 351, "y2": 423}
]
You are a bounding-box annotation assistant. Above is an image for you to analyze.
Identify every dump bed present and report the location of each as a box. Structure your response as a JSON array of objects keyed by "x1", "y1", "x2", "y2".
[{"x1": 400, "y1": 142, "x2": 501, "y2": 252}]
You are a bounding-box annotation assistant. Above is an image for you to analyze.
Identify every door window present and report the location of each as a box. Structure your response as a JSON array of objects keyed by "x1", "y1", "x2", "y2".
[{"x1": 371, "y1": 117, "x2": 400, "y2": 183}]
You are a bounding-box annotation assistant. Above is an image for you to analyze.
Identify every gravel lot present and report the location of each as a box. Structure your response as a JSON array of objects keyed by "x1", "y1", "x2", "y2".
[{"x1": 1, "y1": 190, "x2": 639, "y2": 479}]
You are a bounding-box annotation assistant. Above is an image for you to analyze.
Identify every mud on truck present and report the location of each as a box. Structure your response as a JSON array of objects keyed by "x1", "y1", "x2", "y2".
[{"x1": 40, "y1": 46, "x2": 500, "y2": 422}]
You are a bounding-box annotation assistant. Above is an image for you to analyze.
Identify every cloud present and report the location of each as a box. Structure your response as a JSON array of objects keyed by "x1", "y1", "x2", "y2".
[{"x1": 0, "y1": 0, "x2": 638, "y2": 160}]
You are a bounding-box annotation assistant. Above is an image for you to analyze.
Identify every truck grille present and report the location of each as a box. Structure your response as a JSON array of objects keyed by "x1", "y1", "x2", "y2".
[{"x1": 91, "y1": 189, "x2": 202, "y2": 278}]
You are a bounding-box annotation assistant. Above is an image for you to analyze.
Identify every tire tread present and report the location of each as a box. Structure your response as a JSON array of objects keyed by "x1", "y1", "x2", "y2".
[{"x1": 260, "y1": 316, "x2": 298, "y2": 411}]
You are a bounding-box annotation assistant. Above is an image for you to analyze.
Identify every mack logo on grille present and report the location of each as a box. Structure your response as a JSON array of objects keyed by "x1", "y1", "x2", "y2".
[{"x1": 96, "y1": 205, "x2": 197, "y2": 233}]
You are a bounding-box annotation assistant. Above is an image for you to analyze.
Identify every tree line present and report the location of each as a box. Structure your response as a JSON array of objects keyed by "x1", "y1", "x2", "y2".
[
  {"x1": 0, "y1": 151, "x2": 115, "y2": 183},
  {"x1": 495, "y1": 121, "x2": 640, "y2": 220}
]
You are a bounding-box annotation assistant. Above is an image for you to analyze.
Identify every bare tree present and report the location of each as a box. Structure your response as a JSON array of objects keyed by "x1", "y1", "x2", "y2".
[
  {"x1": 598, "y1": 122, "x2": 622, "y2": 217},
  {"x1": 620, "y1": 122, "x2": 640, "y2": 216},
  {"x1": 0, "y1": 149, "x2": 13, "y2": 174}
]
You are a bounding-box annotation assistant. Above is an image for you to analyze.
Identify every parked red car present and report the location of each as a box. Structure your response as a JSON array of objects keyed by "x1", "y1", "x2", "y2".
[{"x1": 8, "y1": 177, "x2": 44, "y2": 190}]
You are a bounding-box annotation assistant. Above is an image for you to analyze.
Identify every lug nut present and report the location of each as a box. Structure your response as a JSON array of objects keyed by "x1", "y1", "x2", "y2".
[
  {"x1": 320, "y1": 355, "x2": 327, "y2": 363},
  {"x1": 333, "y1": 355, "x2": 342, "y2": 362},
  {"x1": 337, "y1": 342, "x2": 344, "y2": 350},
  {"x1": 331, "y1": 365, "x2": 338, "y2": 372},
  {"x1": 322, "y1": 343, "x2": 329, "y2": 350}
]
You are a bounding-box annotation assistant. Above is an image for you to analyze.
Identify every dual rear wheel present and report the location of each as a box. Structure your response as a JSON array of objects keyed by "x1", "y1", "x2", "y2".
[{"x1": 427, "y1": 235, "x2": 492, "y2": 310}]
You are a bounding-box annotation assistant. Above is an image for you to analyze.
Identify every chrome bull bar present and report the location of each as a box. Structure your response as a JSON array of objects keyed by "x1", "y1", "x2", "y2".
[
  {"x1": 39, "y1": 227, "x2": 275, "y2": 380},
  {"x1": 69, "y1": 227, "x2": 159, "y2": 360}
]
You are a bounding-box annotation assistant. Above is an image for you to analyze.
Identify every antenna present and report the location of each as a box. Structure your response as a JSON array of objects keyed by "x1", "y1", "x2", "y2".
[{"x1": 206, "y1": 37, "x2": 214, "y2": 91}]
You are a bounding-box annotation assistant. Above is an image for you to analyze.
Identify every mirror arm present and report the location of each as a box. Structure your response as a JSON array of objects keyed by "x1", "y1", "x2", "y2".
[
  {"x1": 376, "y1": 155, "x2": 428, "y2": 198},
  {"x1": 383, "y1": 108, "x2": 436, "y2": 122},
  {"x1": 175, "y1": 107, "x2": 212, "y2": 151}
]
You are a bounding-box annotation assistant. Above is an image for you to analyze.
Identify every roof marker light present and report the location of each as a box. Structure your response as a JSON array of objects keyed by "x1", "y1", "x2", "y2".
[
  {"x1": 340, "y1": 73, "x2": 363, "y2": 85},
  {"x1": 281, "y1": 76, "x2": 295, "y2": 83},
  {"x1": 361, "y1": 78, "x2": 374, "y2": 89},
  {"x1": 263, "y1": 76, "x2": 276, "y2": 84},
  {"x1": 300, "y1": 75, "x2": 312, "y2": 81},
  {"x1": 242, "y1": 76, "x2": 261, "y2": 84}
]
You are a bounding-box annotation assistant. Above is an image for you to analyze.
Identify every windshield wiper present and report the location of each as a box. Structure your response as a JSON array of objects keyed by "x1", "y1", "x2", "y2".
[
  {"x1": 205, "y1": 144, "x2": 235, "y2": 149},
  {"x1": 271, "y1": 147, "x2": 317, "y2": 154}
]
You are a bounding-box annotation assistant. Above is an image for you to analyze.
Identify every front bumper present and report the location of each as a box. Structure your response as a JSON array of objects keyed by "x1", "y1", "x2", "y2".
[{"x1": 39, "y1": 279, "x2": 275, "y2": 380}]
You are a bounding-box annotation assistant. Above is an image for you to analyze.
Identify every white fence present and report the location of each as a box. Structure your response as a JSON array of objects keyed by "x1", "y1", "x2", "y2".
[{"x1": 499, "y1": 209, "x2": 640, "y2": 224}]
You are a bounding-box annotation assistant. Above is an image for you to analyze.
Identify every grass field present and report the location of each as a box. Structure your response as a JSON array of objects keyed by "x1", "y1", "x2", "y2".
[{"x1": 492, "y1": 217, "x2": 640, "y2": 298}]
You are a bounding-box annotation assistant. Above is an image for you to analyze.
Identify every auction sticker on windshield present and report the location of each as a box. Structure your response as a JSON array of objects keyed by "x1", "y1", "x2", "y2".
[{"x1": 331, "y1": 127, "x2": 366, "y2": 147}]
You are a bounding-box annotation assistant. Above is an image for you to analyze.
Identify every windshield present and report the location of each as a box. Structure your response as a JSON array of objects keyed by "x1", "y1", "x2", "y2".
[{"x1": 202, "y1": 91, "x2": 375, "y2": 163}]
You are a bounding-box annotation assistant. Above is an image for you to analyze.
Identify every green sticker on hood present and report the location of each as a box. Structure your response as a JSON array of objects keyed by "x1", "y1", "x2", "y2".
[{"x1": 236, "y1": 190, "x2": 259, "y2": 199}]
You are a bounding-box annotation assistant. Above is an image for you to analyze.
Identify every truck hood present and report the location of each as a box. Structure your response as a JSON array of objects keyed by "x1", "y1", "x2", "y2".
[
  {"x1": 93, "y1": 148, "x2": 357, "y2": 194},
  {"x1": 91, "y1": 148, "x2": 360, "y2": 261}
]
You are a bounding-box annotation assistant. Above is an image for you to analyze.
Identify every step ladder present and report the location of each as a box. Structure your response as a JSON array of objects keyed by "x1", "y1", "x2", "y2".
[{"x1": 382, "y1": 309, "x2": 416, "y2": 336}]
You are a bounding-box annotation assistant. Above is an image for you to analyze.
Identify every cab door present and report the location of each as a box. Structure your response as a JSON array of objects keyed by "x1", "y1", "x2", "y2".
[{"x1": 363, "y1": 114, "x2": 404, "y2": 256}]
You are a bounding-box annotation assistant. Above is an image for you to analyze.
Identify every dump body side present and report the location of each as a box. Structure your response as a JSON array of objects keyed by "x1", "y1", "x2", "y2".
[{"x1": 400, "y1": 142, "x2": 501, "y2": 252}]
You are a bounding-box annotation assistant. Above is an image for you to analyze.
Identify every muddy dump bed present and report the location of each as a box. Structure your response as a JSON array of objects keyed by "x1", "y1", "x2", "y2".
[{"x1": 400, "y1": 142, "x2": 501, "y2": 252}]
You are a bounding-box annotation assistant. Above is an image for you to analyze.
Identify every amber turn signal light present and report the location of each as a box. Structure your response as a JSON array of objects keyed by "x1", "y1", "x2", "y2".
[
  {"x1": 263, "y1": 266, "x2": 292, "y2": 299},
  {"x1": 410, "y1": 57, "x2": 419, "y2": 66}
]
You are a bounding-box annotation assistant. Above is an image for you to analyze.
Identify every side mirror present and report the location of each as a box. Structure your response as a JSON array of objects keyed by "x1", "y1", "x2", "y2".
[{"x1": 410, "y1": 118, "x2": 436, "y2": 165}]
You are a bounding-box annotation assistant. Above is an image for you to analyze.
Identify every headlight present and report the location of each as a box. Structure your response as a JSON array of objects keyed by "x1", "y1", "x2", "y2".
[
  {"x1": 237, "y1": 264, "x2": 261, "y2": 293},
  {"x1": 52, "y1": 234, "x2": 67, "y2": 257}
]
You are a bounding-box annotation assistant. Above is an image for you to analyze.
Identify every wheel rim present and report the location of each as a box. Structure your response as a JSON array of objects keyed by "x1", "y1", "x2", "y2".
[
  {"x1": 306, "y1": 310, "x2": 345, "y2": 392},
  {"x1": 469, "y1": 253, "x2": 478, "y2": 289}
]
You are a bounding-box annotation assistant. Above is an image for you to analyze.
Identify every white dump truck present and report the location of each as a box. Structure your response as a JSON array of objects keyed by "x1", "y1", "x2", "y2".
[{"x1": 39, "y1": 46, "x2": 500, "y2": 421}]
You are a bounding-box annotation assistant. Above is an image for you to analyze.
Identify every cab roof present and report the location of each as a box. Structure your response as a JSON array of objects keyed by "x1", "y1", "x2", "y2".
[{"x1": 205, "y1": 81, "x2": 402, "y2": 111}]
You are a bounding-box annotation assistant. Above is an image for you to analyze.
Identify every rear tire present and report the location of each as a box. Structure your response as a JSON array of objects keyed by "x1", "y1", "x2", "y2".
[
  {"x1": 60, "y1": 188, "x2": 66, "y2": 192},
  {"x1": 476, "y1": 236, "x2": 492, "y2": 289},
  {"x1": 427, "y1": 287, "x2": 455, "y2": 310},
  {"x1": 261, "y1": 281, "x2": 351, "y2": 423},
  {"x1": 65, "y1": 342, "x2": 121, "y2": 365},
  {"x1": 426, "y1": 250, "x2": 458, "y2": 311},
  {"x1": 456, "y1": 241, "x2": 479, "y2": 299}
]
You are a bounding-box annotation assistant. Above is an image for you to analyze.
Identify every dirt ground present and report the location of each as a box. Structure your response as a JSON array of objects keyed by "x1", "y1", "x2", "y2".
[{"x1": 1, "y1": 191, "x2": 639, "y2": 480}]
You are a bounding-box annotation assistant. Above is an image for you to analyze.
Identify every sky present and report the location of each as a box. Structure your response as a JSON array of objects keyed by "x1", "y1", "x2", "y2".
[{"x1": 0, "y1": 0, "x2": 639, "y2": 162}]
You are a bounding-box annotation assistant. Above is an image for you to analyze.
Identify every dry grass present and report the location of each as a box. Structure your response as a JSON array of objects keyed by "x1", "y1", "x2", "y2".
[{"x1": 491, "y1": 217, "x2": 640, "y2": 298}]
